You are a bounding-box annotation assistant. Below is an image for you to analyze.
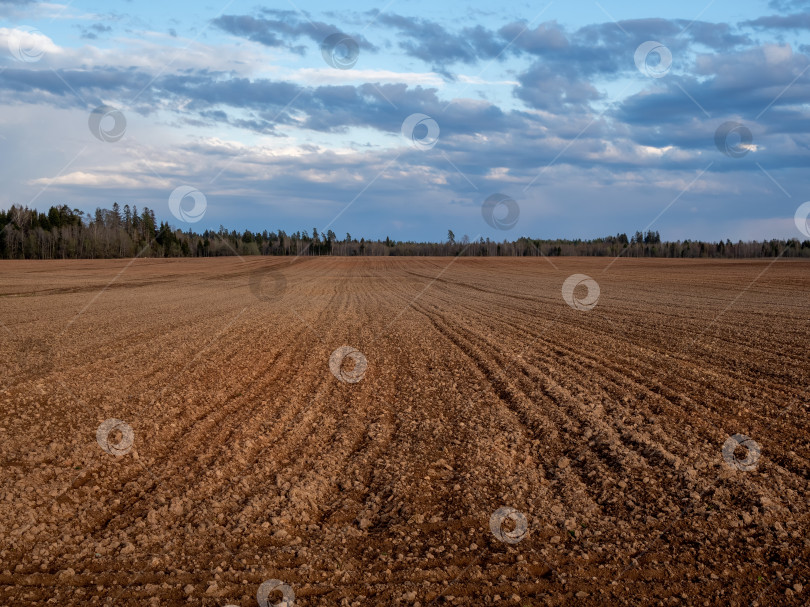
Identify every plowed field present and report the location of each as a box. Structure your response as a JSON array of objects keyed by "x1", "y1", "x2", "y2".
[{"x1": 1, "y1": 257, "x2": 808, "y2": 606}]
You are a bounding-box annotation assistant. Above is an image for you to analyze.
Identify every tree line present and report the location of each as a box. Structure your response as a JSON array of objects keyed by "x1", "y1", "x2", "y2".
[{"x1": 1, "y1": 204, "x2": 809, "y2": 259}]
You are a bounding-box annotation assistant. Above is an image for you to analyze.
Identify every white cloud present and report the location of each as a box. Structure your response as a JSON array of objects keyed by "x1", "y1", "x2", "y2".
[
  {"x1": 287, "y1": 68, "x2": 444, "y2": 86},
  {"x1": 29, "y1": 171, "x2": 164, "y2": 188},
  {"x1": 638, "y1": 144, "x2": 674, "y2": 157},
  {"x1": 0, "y1": 28, "x2": 272, "y2": 76},
  {"x1": 456, "y1": 75, "x2": 519, "y2": 86},
  {"x1": 1, "y1": 27, "x2": 62, "y2": 62}
]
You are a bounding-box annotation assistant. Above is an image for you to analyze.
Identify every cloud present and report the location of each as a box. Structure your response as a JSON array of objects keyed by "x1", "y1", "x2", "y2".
[
  {"x1": 617, "y1": 44, "x2": 810, "y2": 151},
  {"x1": 286, "y1": 68, "x2": 444, "y2": 86},
  {"x1": 0, "y1": 26, "x2": 62, "y2": 61},
  {"x1": 499, "y1": 21, "x2": 569, "y2": 54},
  {"x1": 29, "y1": 171, "x2": 153, "y2": 188},
  {"x1": 513, "y1": 61, "x2": 601, "y2": 111},
  {"x1": 375, "y1": 14, "x2": 495, "y2": 65},
  {"x1": 78, "y1": 23, "x2": 112, "y2": 40},
  {"x1": 211, "y1": 12, "x2": 377, "y2": 56},
  {"x1": 742, "y1": 12, "x2": 810, "y2": 30},
  {"x1": 1, "y1": 8, "x2": 809, "y2": 242},
  {"x1": 211, "y1": 15, "x2": 293, "y2": 49},
  {"x1": 0, "y1": 0, "x2": 35, "y2": 18},
  {"x1": 768, "y1": 0, "x2": 810, "y2": 11}
]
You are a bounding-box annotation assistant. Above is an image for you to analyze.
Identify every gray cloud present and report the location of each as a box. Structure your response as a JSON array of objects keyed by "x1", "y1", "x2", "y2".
[
  {"x1": 513, "y1": 62, "x2": 601, "y2": 111},
  {"x1": 742, "y1": 12, "x2": 810, "y2": 29},
  {"x1": 211, "y1": 12, "x2": 377, "y2": 55},
  {"x1": 768, "y1": 0, "x2": 810, "y2": 10},
  {"x1": 0, "y1": 0, "x2": 36, "y2": 18},
  {"x1": 78, "y1": 23, "x2": 113, "y2": 40}
]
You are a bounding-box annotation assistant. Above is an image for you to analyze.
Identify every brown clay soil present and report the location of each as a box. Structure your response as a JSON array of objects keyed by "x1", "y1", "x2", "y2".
[{"x1": 0, "y1": 256, "x2": 808, "y2": 606}]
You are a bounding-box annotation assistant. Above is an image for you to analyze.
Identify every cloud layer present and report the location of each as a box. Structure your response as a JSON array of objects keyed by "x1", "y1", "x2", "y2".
[{"x1": 0, "y1": 2, "x2": 808, "y2": 241}]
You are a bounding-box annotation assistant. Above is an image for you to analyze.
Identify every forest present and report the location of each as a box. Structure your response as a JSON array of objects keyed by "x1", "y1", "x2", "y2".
[{"x1": 2, "y1": 203, "x2": 809, "y2": 259}]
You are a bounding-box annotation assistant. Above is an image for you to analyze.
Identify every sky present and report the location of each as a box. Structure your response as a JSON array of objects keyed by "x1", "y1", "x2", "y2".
[{"x1": 1, "y1": 0, "x2": 809, "y2": 242}]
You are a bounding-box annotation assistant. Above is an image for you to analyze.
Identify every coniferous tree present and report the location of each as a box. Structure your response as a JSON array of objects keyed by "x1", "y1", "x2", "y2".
[{"x1": 1, "y1": 203, "x2": 807, "y2": 260}]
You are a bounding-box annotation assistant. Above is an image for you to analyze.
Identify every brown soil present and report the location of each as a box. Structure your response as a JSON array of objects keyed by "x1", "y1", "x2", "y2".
[{"x1": 1, "y1": 257, "x2": 808, "y2": 606}]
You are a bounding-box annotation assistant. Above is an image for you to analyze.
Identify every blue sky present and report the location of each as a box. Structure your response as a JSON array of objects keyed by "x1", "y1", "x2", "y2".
[{"x1": 1, "y1": 0, "x2": 809, "y2": 242}]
